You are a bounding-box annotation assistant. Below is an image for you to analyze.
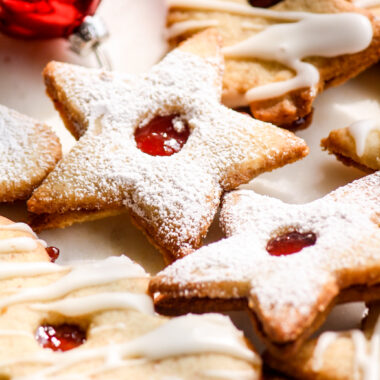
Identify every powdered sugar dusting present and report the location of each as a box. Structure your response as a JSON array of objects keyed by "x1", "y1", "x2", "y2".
[
  {"x1": 154, "y1": 173, "x2": 380, "y2": 338},
  {"x1": 0, "y1": 105, "x2": 61, "y2": 201},
  {"x1": 31, "y1": 39, "x2": 306, "y2": 258}
]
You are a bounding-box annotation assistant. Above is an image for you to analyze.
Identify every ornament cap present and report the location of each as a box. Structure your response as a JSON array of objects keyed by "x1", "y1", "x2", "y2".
[{"x1": 69, "y1": 15, "x2": 112, "y2": 69}]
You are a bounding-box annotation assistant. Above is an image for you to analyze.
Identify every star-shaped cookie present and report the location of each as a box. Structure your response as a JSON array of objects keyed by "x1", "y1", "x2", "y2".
[
  {"x1": 0, "y1": 104, "x2": 61, "y2": 203},
  {"x1": 27, "y1": 29, "x2": 308, "y2": 263},
  {"x1": 166, "y1": 0, "x2": 380, "y2": 125},
  {"x1": 149, "y1": 172, "x2": 380, "y2": 355},
  {"x1": 0, "y1": 215, "x2": 260, "y2": 380},
  {"x1": 265, "y1": 302, "x2": 380, "y2": 380}
]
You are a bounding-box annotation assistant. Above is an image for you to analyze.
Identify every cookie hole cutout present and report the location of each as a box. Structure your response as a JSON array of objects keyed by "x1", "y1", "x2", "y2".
[
  {"x1": 135, "y1": 115, "x2": 190, "y2": 156},
  {"x1": 266, "y1": 230, "x2": 317, "y2": 256},
  {"x1": 45, "y1": 246, "x2": 60, "y2": 263},
  {"x1": 35, "y1": 323, "x2": 86, "y2": 352},
  {"x1": 248, "y1": 0, "x2": 283, "y2": 8}
]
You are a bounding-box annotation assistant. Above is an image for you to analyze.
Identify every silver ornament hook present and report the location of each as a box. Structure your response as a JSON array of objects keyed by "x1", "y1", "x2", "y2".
[{"x1": 69, "y1": 15, "x2": 112, "y2": 70}]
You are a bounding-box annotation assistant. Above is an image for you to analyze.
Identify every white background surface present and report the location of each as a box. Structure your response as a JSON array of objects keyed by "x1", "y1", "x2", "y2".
[{"x1": 0, "y1": 0, "x2": 378, "y2": 351}]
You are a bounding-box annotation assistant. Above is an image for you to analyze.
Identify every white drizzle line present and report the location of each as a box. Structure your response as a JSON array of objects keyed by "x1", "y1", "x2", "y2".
[
  {"x1": 313, "y1": 317, "x2": 380, "y2": 380},
  {"x1": 167, "y1": 0, "x2": 309, "y2": 20},
  {"x1": 6, "y1": 314, "x2": 258, "y2": 380},
  {"x1": 168, "y1": 0, "x2": 373, "y2": 103},
  {"x1": 241, "y1": 21, "x2": 267, "y2": 31},
  {"x1": 31, "y1": 292, "x2": 155, "y2": 316},
  {"x1": 348, "y1": 119, "x2": 380, "y2": 157},
  {"x1": 0, "y1": 262, "x2": 66, "y2": 280},
  {"x1": 0, "y1": 222, "x2": 47, "y2": 250},
  {"x1": 0, "y1": 237, "x2": 38, "y2": 253},
  {"x1": 166, "y1": 19, "x2": 219, "y2": 39},
  {"x1": 202, "y1": 369, "x2": 258, "y2": 379},
  {"x1": 0, "y1": 256, "x2": 148, "y2": 309},
  {"x1": 354, "y1": 0, "x2": 380, "y2": 8},
  {"x1": 90, "y1": 322, "x2": 128, "y2": 335}
]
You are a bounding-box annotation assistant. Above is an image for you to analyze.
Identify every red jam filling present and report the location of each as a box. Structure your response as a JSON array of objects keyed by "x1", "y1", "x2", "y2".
[
  {"x1": 135, "y1": 115, "x2": 190, "y2": 156},
  {"x1": 266, "y1": 231, "x2": 317, "y2": 256},
  {"x1": 248, "y1": 0, "x2": 283, "y2": 7},
  {"x1": 35, "y1": 324, "x2": 86, "y2": 352},
  {"x1": 45, "y1": 246, "x2": 60, "y2": 263}
]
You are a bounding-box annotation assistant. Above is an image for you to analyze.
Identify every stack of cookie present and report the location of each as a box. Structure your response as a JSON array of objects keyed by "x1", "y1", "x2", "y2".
[{"x1": 1, "y1": 0, "x2": 380, "y2": 378}]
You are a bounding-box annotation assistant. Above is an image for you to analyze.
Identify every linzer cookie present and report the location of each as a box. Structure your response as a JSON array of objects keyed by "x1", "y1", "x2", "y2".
[
  {"x1": 166, "y1": 0, "x2": 380, "y2": 125},
  {"x1": 27, "y1": 29, "x2": 308, "y2": 263},
  {"x1": 0, "y1": 215, "x2": 260, "y2": 380},
  {"x1": 149, "y1": 172, "x2": 380, "y2": 356},
  {"x1": 0, "y1": 104, "x2": 61, "y2": 203},
  {"x1": 322, "y1": 118, "x2": 380, "y2": 172},
  {"x1": 265, "y1": 302, "x2": 380, "y2": 380}
]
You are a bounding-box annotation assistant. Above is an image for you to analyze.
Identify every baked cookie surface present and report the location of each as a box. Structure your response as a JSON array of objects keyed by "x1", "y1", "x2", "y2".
[
  {"x1": 167, "y1": 0, "x2": 380, "y2": 125},
  {"x1": 28, "y1": 29, "x2": 308, "y2": 263},
  {"x1": 322, "y1": 118, "x2": 380, "y2": 172},
  {"x1": 0, "y1": 104, "x2": 61, "y2": 203},
  {"x1": 149, "y1": 172, "x2": 380, "y2": 356},
  {"x1": 0, "y1": 215, "x2": 261, "y2": 380},
  {"x1": 265, "y1": 302, "x2": 380, "y2": 380}
]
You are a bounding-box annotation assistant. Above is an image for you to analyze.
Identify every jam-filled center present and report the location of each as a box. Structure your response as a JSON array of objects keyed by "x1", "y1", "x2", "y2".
[
  {"x1": 248, "y1": 0, "x2": 283, "y2": 7},
  {"x1": 266, "y1": 231, "x2": 317, "y2": 256},
  {"x1": 35, "y1": 324, "x2": 86, "y2": 352},
  {"x1": 45, "y1": 246, "x2": 60, "y2": 263},
  {"x1": 135, "y1": 115, "x2": 190, "y2": 156}
]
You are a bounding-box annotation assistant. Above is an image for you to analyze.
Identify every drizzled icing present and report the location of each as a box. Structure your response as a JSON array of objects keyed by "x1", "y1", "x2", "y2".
[
  {"x1": 5, "y1": 314, "x2": 256, "y2": 380},
  {"x1": 0, "y1": 256, "x2": 148, "y2": 309},
  {"x1": 151, "y1": 173, "x2": 380, "y2": 343},
  {"x1": 348, "y1": 119, "x2": 380, "y2": 157},
  {"x1": 31, "y1": 292, "x2": 155, "y2": 316},
  {"x1": 0, "y1": 223, "x2": 259, "y2": 379},
  {"x1": 313, "y1": 316, "x2": 380, "y2": 380},
  {"x1": 355, "y1": 0, "x2": 380, "y2": 8},
  {"x1": 0, "y1": 221, "x2": 46, "y2": 252},
  {"x1": 167, "y1": 0, "x2": 373, "y2": 103}
]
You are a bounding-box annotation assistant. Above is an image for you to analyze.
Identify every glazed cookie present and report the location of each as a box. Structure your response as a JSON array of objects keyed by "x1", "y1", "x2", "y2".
[
  {"x1": 353, "y1": 0, "x2": 380, "y2": 16},
  {"x1": 321, "y1": 118, "x2": 380, "y2": 172},
  {"x1": 0, "y1": 215, "x2": 261, "y2": 380},
  {"x1": 149, "y1": 172, "x2": 380, "y2": 356},
  {"x1": 0, "y1": 104, "x2": 61, "y2": 203},
  {"x1": 27, "y1": 29, "x2": 308, "y2": 263},
  {"x1": 265, "y1": 302, "x2": 380, "y2": 380},
  {"x1": 166, "y1": 0, "x2": 380, "y2": 125}
]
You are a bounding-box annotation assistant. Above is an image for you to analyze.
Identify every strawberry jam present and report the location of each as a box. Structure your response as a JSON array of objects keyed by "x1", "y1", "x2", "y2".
[
  {"x1": 45, "y1": 246, "x2": 60, "y2": 262},
  {"x1": 135, "y1": 115, "x2": 190, "y2": 156},
  {"x1": 35, "y1": 324, "x2": 86, "y2": 352},
  {"x1": 248, "y1": 0, "x2": 282, "y2": 7},
  {"x1": 266, "y1": 231, "x2": 316, "y2": 256}
]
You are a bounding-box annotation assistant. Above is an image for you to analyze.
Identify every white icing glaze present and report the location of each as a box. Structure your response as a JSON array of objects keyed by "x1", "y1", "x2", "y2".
[
  {"x1": 90, "y1": 322, "x2": 128, "y2": 335},
  {"x1": 0, "y1": 262, "x2": 66, "y2": 280},
  {"x1": 7, "y1": 314, "x2": 258, "y2": 380},
  {"x1": 168, "y1": 0, "x2": 373, "y2": 102},
  {"x1": 202, "y1": 369, "x2": 258, "y2": 379},
  {"x1": 166, "y1": 19, "x2": 219, "y2": 39},
  {"x1": 0, "y1": 237, "x2": 37, "y2": 253},
  {"x1": 313, "y1": 331, "x2": 341, "y2": 371},
  {"x1": 355, "y1": 0, "x2": 380, "y2": 8},
  {"x1": 313, "y1": 317, "x2": 380, "y2": 380},
  {"x1": 348, "y1": 119, "x2": 380, "y2": 157},
  {"x1": 0, "y1": 222, "x2": 47, "y2": 251},
  {"x1": 31, "y1": 292, "x2": 155, "y2": 316},
  {"x1": 0, "y1": 256, "x2": 147, "y2": 309}
]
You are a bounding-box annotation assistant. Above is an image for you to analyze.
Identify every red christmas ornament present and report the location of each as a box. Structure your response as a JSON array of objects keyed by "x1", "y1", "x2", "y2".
[{"x1": 0, "y1": 0, "x2": 101, "y2": 39}]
